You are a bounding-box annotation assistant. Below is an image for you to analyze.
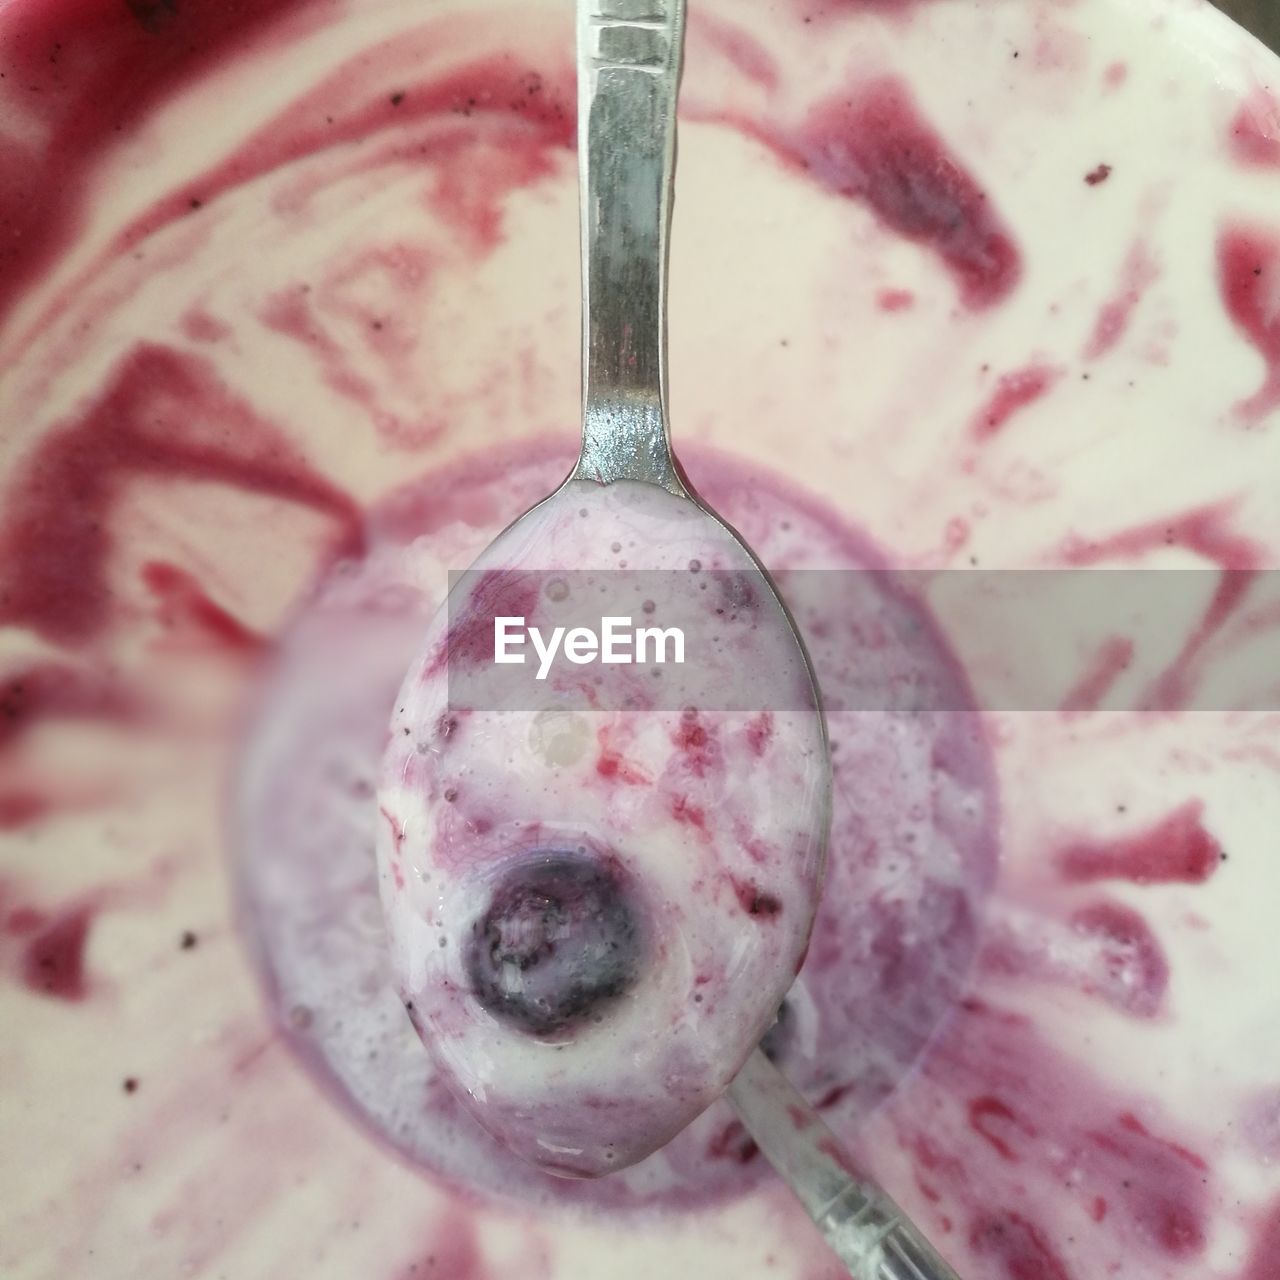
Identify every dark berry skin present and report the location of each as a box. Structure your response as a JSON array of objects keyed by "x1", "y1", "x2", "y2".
[{"x1": 464, "y1": 850, "x2": 643, "y2": 1037}]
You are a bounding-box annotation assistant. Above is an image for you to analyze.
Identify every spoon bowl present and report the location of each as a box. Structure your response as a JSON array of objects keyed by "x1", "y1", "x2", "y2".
[{"x1": 376, "y1": 472, "x2": 830, "y2": 1175}]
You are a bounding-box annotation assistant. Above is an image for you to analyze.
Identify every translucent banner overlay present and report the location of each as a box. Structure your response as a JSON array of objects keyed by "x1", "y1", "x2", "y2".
[{"x1": 442, "y1": 568, "x2": 1278, "y2": 713}]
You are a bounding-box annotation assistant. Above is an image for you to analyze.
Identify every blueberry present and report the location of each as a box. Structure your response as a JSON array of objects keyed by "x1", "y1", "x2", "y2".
[{"x1": 464, "y1": 850, "x2": 643, "y2": 1037}]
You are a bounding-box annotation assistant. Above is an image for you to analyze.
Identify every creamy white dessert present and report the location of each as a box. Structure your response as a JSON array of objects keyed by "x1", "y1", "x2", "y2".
[{"x1": 377, "y1": 479, "x2": 828, "y2": 1175}]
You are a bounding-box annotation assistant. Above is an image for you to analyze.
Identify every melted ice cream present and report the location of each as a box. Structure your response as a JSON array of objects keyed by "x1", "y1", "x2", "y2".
[{"x1": 377, "y1": 479, "x2": 828, "y2": 1174}]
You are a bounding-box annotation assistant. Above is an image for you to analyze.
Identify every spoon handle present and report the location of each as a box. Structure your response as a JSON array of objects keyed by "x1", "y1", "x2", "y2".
[
  {"x1": 729, "y1": 1049, "x2": 966, "y2": 1280},
  {"x1": 574, "y1": 0, "x2": 687, "y2": 495}
]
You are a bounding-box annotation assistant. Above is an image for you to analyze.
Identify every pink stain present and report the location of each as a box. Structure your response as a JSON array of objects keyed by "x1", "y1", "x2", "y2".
[
  {"x1": 0, "y1": 0, "x2": 322, "y2": 326},
  {"x1": 425, "y1": 117, "x2": 568, "y2": 253},
  {"x1": 1064, "y1": 502, "x2": 1263, "y2": 710},
  {"x1": 983, "y1": 900, "x2": 1171, "y2": 1019},
  {"x1": 1102, "y1": 62, "x2": 1129, "y2": 90},
  {"x1": 17, "y1": 906, "x2": 95, "y2": 1001},
  {"x1": 261, "y1": 285, "x2": 382, "y2": 408},
  {"x1": 180, "y1": 308, "x2": 233, "y2": 343},
  {"x1": 1059, "y1": 636, "x2": 1134, "y2": 712},
  {"x1": 1229, "y1": 87, "x2": 1280, "y2": 169},
  {"x1": 706, "y1": 1120, "x2": 760, "y2": 1164},
  {"x1": 1069, "y1": 901, "x2": 1170, "y2": 1019},
  {"x1": 379, "y1": 806, "x2": 406, "y2": 857},
  {"x1": 426, "y1": 570, "x2": 540, "y2": 677},
  {"x1": 1218, "y1": 224, "x2": 1280, "y2": 421},
  {"x1": 732, "y1": 821, "x2": 774, "y2": 866},
  {"x1": 690, "y1": 10, "x2": 779, "y2": 92},
  {"x1": 795, "y1": 0, "x2": 923, "y2": 20},
  {"x1": 968, "y1": 1212, "x2": 1072, "y2": 1280},
  {"x1": 1063, "y1": 502, "x2": 1261, "y2": 572},
  {"x1": 903, "y1": 999, "x2": 1213, "y2": 1272},
  {"x1": 1086, "y1": 1117, "x2": 1208, "y2": 1256},
  {"x1": 670, "y1": 794, "x2": 708, "y2": 830},
  {"x1": 1116, "y1": 1111, "x2": 1208, "y2": 1173},
  {"x1": 944, "y1": 516, "x2": 970, "y2": 551},
  {"x1": 0, "y1": 792, "x2": 53, "y2": 830},
  {"x1": 595, "y1": 750, "x2": 651, "y2": 786},
  {"x1": 877, "y1": 288, "x2": 916, "y2": 312},
  {"x1": 0, "y1": 662, "x2": 136, "y2": 752},
  {"x1": 745, "y1": 711, "x2": 774, "y2": 756},
  {"x1": 756, "y1": 78, "x2": 1022, "y2": 309},
  {"x1": 1240, "y1": 1201, "x2": 1280, "y2": 1280},
  {"x1": 0, "y1": 345, "x2": 363, "y2": 645},
  {"x1": 731, "y1": 879, "x2": 783, "y2": 918},
  {"x1": 1057, "y1": 801, "x2": 1223, "y2": 886},
  {"x1": 971, "y1": 364, "x2": 1061, "y2": 439},
  {"x1": 1083, "y1": 241, "x2": 1159, "y2": 361},
  {"x1": 120, "y1": 54, "x2": 574, "y2": 264},
  {"x1": 815, "y1": 1082, "x2": 853, "y2": 1110},
  {"x1": 141, "y1": 561, "x2": 267, "y2": 653},
  {"x1": 968, "y1": 1096, "x2": 1030, "y2": 1163},
  {"x1": 5, "y1": 36, "x2": 575, "y2": 362},
  {"x1": 672, "y1": 713, "x2": 720, "y2": 777},
  {"x1": 392, "y1": 1213, "x2": 488, "y2": 1280}
]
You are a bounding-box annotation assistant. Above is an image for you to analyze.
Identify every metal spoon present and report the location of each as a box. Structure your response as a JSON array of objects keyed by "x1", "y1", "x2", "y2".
[
  {"x1": 575, "y1": 0, "x2": 688, "y2": 496},
  {"x1": 377, "y1": 0, "x2": 831, "y2": 1182},
  {"x1": 579, "y1": 2, "x2": 963, "y2": 1276},
  {"x1": 730, "y1": 1048, "x2": 964, "y2": 1280}
]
